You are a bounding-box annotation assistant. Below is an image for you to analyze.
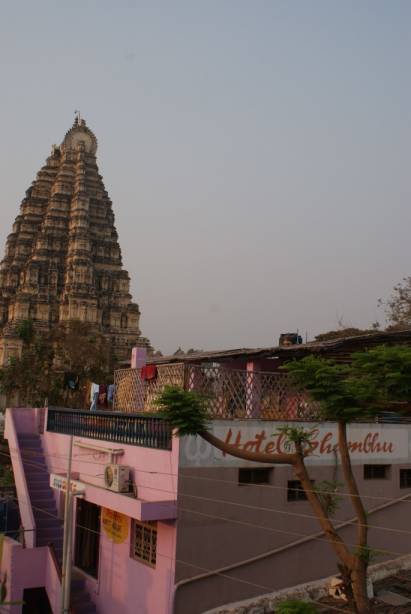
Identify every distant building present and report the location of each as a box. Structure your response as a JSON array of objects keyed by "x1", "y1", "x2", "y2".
[{"x1": 0, "y1": 117, "x2": 150, "y2": 366}]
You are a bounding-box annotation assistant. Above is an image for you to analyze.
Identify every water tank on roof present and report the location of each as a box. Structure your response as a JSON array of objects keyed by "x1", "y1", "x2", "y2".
[{"x1": 279, "y1": 333, "x2": 303, "y2": 347}]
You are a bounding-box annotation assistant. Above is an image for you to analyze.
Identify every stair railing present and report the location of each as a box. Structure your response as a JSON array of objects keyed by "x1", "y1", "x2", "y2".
[{"x1": 4, "y1": 409, "x2": 36, "y2": 548}]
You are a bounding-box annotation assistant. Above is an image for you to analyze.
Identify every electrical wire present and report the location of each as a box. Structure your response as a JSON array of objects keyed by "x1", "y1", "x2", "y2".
[
  {"x1": 177, "y1": 506, "x2": 408, "y2": 559},
  {"x1": 12, "y1": 489, "x2": 411, "y2": 562},
  {"x1": 5, "y1": 447, "x2": 411, "y2": 539},
  {"x1": 7, "y1": 448, "x2": 411, "y2": 503},
  {"x1": 8, "y1": 496, "x2": 357, "y2": 613},
  {"x1": 8, "y1": 443, "x2": 411, "y2": 506}
]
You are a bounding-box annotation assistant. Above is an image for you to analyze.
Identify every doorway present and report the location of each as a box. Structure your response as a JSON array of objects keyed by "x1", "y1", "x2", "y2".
[
  {"x1": 74, "y1": 499, "x2": 101, "y2": 578},
  {"x1": 22, "y1": 587, "x2": 52, "y2": 613}
]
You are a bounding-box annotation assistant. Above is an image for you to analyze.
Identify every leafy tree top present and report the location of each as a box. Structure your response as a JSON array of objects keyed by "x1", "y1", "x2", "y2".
[
  {"x1": 284, "y1": 345, "x2": 411, "y2": 422},
  {"x1": 154, "y1": 386, "x2": 209, "y2": 435}
]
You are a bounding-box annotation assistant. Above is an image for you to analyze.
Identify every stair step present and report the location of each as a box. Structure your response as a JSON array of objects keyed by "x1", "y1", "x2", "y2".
[
  {"x1": 38, "y1": 533, "x2": 63, "y2": 544},
  {"x1": 72, "y1": 603, "x2": 96, "y2": 614},
  {"x1": 38, "y1": 542, "x2": 63, "y2": 552},
  {"x1": 28, "y1": 480, "x2": 50, "y2": 487},
  {"x1": 29, "y1": 488, "x2": 53, "y2": 498},
  {"x1": 26, "y1": 473, "x2": 49, "y2": 480},
  {"x1": 20, "y1": 440, "x2": 42, "y2": 447},
  {"x1": 71, "y1": 578, "x2": 86, "y2": 591},
  {"x1": 33, "y1": 500, "x2": 58, "y2": 511},
  {"x1": 24, "y1": 465, "x2": 48, "y2": 473},
  {"x1": 73, "y1": 607, "x2": 96, "y2": 614},
  {"x1": 36, "y1": 518, "x2": 63, "y2": 529},
  {"x1": 72, "y1": 602, "x2": 96, "y2": 613},
  {"x1": 31, "y1": 496, "x2": 55, "y2": 507},
  {"x1": 23, "y1": 459, "x2": 47, "y2": 467},
  {"x1": 34, "y1": 513, "x2": 60, "y2": 525},
  {"x1": 21, "y1": 453, "x2": 43, "y2": 459},
  {"x1": 37, "y1": 533, "x2": 63, "y2": 544},
  {"x1": 30, "y1": 488, "x2": 54, "y2": 497},
  {"x1": 38, "y1": 524, "x2": 63, "y2": 535},
  {"x1": 71, "y1": 591, "x2": 94, "y2": 603}
]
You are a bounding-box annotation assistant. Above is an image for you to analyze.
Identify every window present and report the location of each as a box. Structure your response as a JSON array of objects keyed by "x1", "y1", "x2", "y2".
[
  {"x1": 287, "y1": 480, "x2": 311, "y2": 502},
  {"x1": 238, "y1": 468, "x2": 272, "y2": 485},
  {"x1": 131, "y1": 520, "x2": 157, "y2": 567},
  {"x1": 400, "y1": 469, "x2": 411, "y2": 489},
  {"x1": 363, "y1": 465, "x2": 390, "y2": 480}
]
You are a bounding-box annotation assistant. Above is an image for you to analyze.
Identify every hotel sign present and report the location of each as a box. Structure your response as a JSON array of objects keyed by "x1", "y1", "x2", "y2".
[
  {"x1": 180, "y1": 421, "x2": 411, "y2": 467},
  {"x1": 50, "y1": 474, "x2": 85, "y2": 494}
]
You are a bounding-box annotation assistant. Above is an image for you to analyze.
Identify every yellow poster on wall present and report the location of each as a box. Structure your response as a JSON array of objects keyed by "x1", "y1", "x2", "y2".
[{"x1": 101, "y1": 508, "x2": 129, "y2": 544}]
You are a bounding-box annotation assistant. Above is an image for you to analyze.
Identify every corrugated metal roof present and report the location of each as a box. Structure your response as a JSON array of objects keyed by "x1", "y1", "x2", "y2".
[{"x1": 147, "y1": 328, "x2": 411, "y2": 365}]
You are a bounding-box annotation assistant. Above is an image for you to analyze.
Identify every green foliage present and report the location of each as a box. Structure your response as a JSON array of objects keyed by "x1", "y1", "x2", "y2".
[
  {"x1": 52, "y1": 320, "x2": 112, "y2": 383},
  {"x1": 284, "y1": 356, "x2": 359, "y2": 421},
  {"x1": 354, "y1": 544, "x2": 379, "y2": 565},
  {"x1": 0, "y1": 570, "x2": 23, "y2": 606},
  {"x1": 274, "y1": 425, "x2": 317, "y2": 452},
  {"x1": 0, "y1": 321, "x2": 112, "y2": 407},
  {"x1": 276, "y1": 600, "x2": 318, "y2": 613},
  {"x1": 314, "y1": 480, "x2": 343, "y2": 517},
  {"x1": 16, "y1": 319, "x2": 35, "y2": 345},
  {"x1": 0, "y1": 333, "x2": 57, "y2": 406},
  {"x1": 0, "y1": 464, "x2": 15, "y2": 488},
  {"x1": 284, "y1": 345, "x2": 411, "y2": 422},
  {"x1": 154, "y1": 386, "x2": 209, "y2": 436},
  {"x1": 350, "y1": 345, "x2": 411, "y2": 404}
]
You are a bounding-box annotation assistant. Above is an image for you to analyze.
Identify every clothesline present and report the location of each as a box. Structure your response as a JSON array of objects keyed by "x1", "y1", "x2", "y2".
[{"x1": 87, "y1": 365, "x2": 158, "y2": 411}]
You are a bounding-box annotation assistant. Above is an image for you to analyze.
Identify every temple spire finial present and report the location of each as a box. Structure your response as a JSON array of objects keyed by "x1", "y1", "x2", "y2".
[{"x1": 74, "y1": 109, "x2": 81, "y2": 125}]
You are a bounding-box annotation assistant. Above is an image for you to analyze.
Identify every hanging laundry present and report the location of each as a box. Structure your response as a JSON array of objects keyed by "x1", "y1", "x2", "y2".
[
  {"x1": 107, "y1": 384, "x2": 115, "y2": 403},
  {"x1": 90, "y1": 382, "x2": 100, "y2": 411},
  {"x1": 98, "y1": 384, "x2": 108, "y2": 407},
  {"x1": 140, "y1": 365, "x2": 158, "y2": 381},
  {"x1": 90, "y1": 391, "x2": 98, "y2": 412},
  {"x1": 90, "y1": 382, "x2": 99, "y2": 403}
]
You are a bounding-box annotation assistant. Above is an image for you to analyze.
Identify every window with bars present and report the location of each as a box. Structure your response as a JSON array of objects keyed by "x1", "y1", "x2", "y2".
[
  {"x1": 287, "y1": 480, "x2": 313, "y2": 502},
  {"x1": 400, "y1": 469, "x2": 411, "y2": 489},
  {"x1": 363, "y1": 465, "x2": 390, "y2": 480},
  {"x1": 238, "y1": 468, "x2": 272, "y2": 485},
  {"x1": 130, "y1": 520, "x2": 157, "y2": 567}
]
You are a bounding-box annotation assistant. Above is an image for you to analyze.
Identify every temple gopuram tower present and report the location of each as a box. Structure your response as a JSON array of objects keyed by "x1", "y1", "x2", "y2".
[{"x1": 0, "y1": 117, "x2": 150, "y2": 365}]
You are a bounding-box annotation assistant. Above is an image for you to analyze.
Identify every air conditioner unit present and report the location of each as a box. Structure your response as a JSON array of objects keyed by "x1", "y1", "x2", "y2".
[{"x1": 104, "y1": 464, "x2": 130, "y2": 493}]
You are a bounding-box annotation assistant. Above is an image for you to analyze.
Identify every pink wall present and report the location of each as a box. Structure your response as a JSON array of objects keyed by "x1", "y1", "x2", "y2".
[
  {"x1": 0, "y1": 538, "x2": 50, "y2": 613},
  {"x1": 40, "y1": 411, "x2": 179, "y2": 614},
  {"x1": 83, "y1": 515, "x2": 176, "y2": 614}
]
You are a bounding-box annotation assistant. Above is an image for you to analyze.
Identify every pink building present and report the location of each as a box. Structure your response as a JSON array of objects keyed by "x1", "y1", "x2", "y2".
[
  {"x1": 3, "y1": 332, "x2": 411, "y2": 613},
  {"x1": 3, "y1": 406, "x2": 178, "y2": 613}
]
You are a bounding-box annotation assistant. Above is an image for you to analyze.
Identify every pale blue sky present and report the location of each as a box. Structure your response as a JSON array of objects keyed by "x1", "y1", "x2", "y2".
[{"x1": 0, "y1": 1, "x2": 410, "y2": 353}]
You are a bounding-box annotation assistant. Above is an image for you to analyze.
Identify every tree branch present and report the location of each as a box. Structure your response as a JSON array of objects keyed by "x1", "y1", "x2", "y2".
[
  {"x1": 337, "y1": 421, "x2": 368, "y2": 551},
  {"x1": 199, "y1": 430, "x2": 298, "y2": 465},
  {"x1": 293, "y1": 443, "x2": 354, "y2": 569}
]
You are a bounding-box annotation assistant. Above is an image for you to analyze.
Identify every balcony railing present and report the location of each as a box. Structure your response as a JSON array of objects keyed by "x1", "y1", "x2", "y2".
[
  {"x1": 47, "y1": 407, "x2": 172, "y2": 449},
  {"x1": 113, "y1": 364, "x2": 322, "y2": 421}
]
